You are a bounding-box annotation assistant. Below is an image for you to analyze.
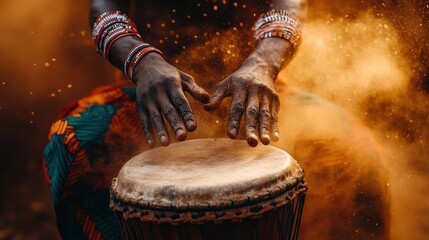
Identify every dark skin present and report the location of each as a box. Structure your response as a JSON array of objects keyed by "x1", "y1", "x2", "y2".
[{"x1": 90, "y1": 0, "x2": 307, "y2": 147}]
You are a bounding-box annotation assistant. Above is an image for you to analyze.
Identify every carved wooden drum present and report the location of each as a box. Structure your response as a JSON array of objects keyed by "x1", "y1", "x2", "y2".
[{"x1": 110, "y1": 138, "x2": 307, "y2": 240}]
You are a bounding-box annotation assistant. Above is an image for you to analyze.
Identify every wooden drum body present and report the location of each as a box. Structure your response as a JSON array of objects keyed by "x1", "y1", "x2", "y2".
[{"x1": 110, "y1": 139, "x2": 307, "y2": 240}]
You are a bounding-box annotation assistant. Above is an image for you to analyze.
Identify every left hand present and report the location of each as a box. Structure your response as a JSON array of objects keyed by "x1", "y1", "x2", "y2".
[{"x1": 204, "y1": 51, "x2": 281, "y2": 147}]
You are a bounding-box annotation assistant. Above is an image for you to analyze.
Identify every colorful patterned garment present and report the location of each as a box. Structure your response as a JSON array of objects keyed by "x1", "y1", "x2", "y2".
[{"x1": 43, "y1": 82, "x2": 147, "y2": 240}]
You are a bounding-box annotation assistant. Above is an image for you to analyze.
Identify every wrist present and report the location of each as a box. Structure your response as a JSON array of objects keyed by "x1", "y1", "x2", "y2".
[
  {"x1": 253, "y1": 38, "x2": 293, "y2": 76},
  {"x1": 252, "y1": 9, "x2": 302, "y2": 73},
  {"x1": 109, "y1": 36, "x2": 142, "y2": 70},
  {"x1": 133, "y1": 52, "x2": 166, "y2": 84}
]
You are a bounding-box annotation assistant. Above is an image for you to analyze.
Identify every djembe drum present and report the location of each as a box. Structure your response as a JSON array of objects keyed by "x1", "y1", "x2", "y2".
[{"x1": 110, "y1": 138, "x2": 307, "y2": 240}]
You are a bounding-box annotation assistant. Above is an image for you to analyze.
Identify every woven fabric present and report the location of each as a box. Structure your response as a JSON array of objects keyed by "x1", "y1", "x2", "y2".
[{"x1": 43, "y1": 82, "x2": 143, "y2": 240}]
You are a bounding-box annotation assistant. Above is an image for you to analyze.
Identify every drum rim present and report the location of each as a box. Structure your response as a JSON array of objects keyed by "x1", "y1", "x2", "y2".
[
  {"x1": 110, "y1": 178, "x2": 307, "y2": 224},
  {"x1": 110, "y1": 173, "x2": 305, "y2": 212},
  {"x1": 112, "y1": 139, "x2": 303, "y2": 209}
]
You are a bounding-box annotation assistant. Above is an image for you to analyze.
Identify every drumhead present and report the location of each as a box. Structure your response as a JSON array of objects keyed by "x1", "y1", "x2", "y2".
[{"x1": 111, "y1": 138, "x2": 305, "y2": 212}]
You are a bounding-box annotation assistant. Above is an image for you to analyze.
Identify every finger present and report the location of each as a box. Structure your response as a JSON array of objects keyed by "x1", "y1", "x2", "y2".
[
  {"x1": 169, "y1": 88, "x2": 197, "y2": 132},
  {"x1": 137, "y1": 101, "x2": 155, "y2": 147},
  {"x1": 180, "y1": 71, "x2": 210, "y2": 103},
  {"x1": 158, "y1": 92, "x2": 187, "y2": 141},
  {"x1": 259, "y1": 93, "x2": 271, "y2": 145},
  {"x1": 270, "y1": 96, "x2": 280, "y2": 142},
  {"x1": 245, "y1": 88, "x2": 260, "y2": 147},
  {"x1": 227, "y1": 88, "x2": 246, "y2": 139},
  {"x1": 147, "y1": 100, "x2": 170, "y2": 146},
  {"x1": 204, "y1": 80, "x2": 230, "y2": 111}
]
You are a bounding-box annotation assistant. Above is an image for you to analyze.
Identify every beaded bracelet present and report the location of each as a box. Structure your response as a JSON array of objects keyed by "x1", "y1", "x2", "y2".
[
  {"x1": 126, "y1": 46, "x2": 166, "y2": 82},
  {"x1": 99, "y1": 25, "x2": 130, "y2": 54},
  {"x1": 102, "y1": 26, "x2": 141, "y2": 59},
  {"x1": 123, "y1": 43, "x2": 151, "y2": 79},
  {"x1": 253, "y1": 10, "x2": 302, "y2": 48},
  {"x1": 96, "y1": 23, "x2": 132, "y2": 54},
  {"x1": 92, "y1": 11, "x2": 141, "y2": 59},
  {"x1": 92, "y1": 11, "x2": 166, "y2": 83},
  {"x1": 104, "y1": 32, "x2": 141, "y2": 60},
  {"x1": 92, "y1": 11, "x2": 134, "y2": 41}
]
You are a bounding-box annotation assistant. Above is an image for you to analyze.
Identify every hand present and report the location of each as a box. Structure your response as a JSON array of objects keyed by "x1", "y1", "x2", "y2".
[
  {"x1": 204, "y1": 51, "x2": 281, "y2": 147},
  {"x1": 133, "y1": 53, "x2": 210, "y2": 147}
]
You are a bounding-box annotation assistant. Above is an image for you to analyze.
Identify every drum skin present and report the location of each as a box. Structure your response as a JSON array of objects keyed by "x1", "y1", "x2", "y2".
[{"x1": 110, "y1": 139, "x2": 307, "y2": 240}]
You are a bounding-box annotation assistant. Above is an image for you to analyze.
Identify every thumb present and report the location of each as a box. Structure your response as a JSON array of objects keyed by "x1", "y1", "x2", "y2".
[
  {"x1": 204, "y1": 79, "x2": 230, "y2": 111},
  {"x1": 180, "y1": 71, "x2": 210, "y2": 103}
]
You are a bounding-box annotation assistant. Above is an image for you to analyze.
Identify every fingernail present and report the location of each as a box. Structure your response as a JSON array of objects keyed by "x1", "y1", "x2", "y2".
[
  {"x1": 203, "y1": 94, "x2": 210, "y2": 103},
  {"x1": 160, "y1": 135, "x2": 167, "y2": 144},
  {"x1": 147, "y1": 139, "x2": 153, "y2": 146},
  {"x1": 247, "y1": 134, "x2": 258, "y2": 147},
  {"x1": 261, "y1": 134, "x2": 271, "y2": 145},
  {"x1": 228, "y1": 128, "x2": 237, "y2": 138},
  {"x1": 176, "y1": 129, "x2": 187, "y2": 141},
  {"x1": 204, "y1": 104, "x2": 213, "y2": 111},
  {"x1": 273, "y1": 132, "x2": 280, "y2": 142},
  {"x1": 186, "y1": 120, "x2": 196, "y2": 131}
]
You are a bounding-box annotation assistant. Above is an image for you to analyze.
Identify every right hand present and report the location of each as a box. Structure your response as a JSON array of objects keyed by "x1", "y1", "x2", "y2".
[{"x1": 133, "y1": 53, "x2": 210, "y2": 147}]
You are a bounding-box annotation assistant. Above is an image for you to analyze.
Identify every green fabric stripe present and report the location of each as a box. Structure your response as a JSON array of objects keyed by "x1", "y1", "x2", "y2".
[
  {"x1": 121, "y1": 87, "x2": 136, "y2": 100},
  {"x1": 67, "y1": 104, "x2": 118, "y2": 149},
  {"x1": 43, "y1": 134, "x2": 74, "y2": 205}
]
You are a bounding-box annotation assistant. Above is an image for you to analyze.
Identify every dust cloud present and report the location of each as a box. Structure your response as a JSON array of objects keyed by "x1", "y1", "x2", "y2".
[
  {"x1": 279, "y1": 10, "x2": 428, "y2": 240},
  {"x1": 283, "y1": 13, "x2": 410, "y2": 109}
]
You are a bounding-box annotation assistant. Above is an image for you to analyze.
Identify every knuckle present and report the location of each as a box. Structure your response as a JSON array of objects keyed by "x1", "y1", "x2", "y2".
[
  {"x1": 162, "y1": 77, "x2": 181, "y2": 89},
  {"x1": 261, "y1": 125, "x2": 269, "y2": 131},
  {"x1": 191, "y1": 84, "x2": 202, "y2": 93},
  {"x1": 232, "y1": 103, "x2": 245, "y2": 114},
  {"x1": 150, "y1": 113, "x2": 163, "y2": 130},
  {"x1": 140, "y1": 118, "x2": 150, "y2": 127},
  {"x1": 143, "y1": 128, "x2": 153, "y2": 138},
  {"x1": 271, "y1": 114, "x2": 278, "y2": 122},
  {"x1": 170, "y1": 115, "x2": 182, "y2": 130},
  {"x1": 260, "y1": 109, "x2": 271, "y2": 119},
  {"x1": 163, "y1": 75, "x2": 178, "y2": 83},
  {"x1": 212, "y1": 90, "x2": 226, "y2": 101},
  {"x1": 171, "y1": 120, "x2": 182, "y2": 130},
  {"x1": 213, "y1": 90, "x2": 224, "y2": 98},
  {"x1": 247, "y1": 105, "x2": 259, "y2": 118},
  {"x1": 163, "y1": 105, "x2": 176, "y2": 116},
  {"x1": 173, "y1": 95, "x2": 187, "y2": 108},
  {"x1": 143, "y1": 128, "x2": 152, "y2": 135}
]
